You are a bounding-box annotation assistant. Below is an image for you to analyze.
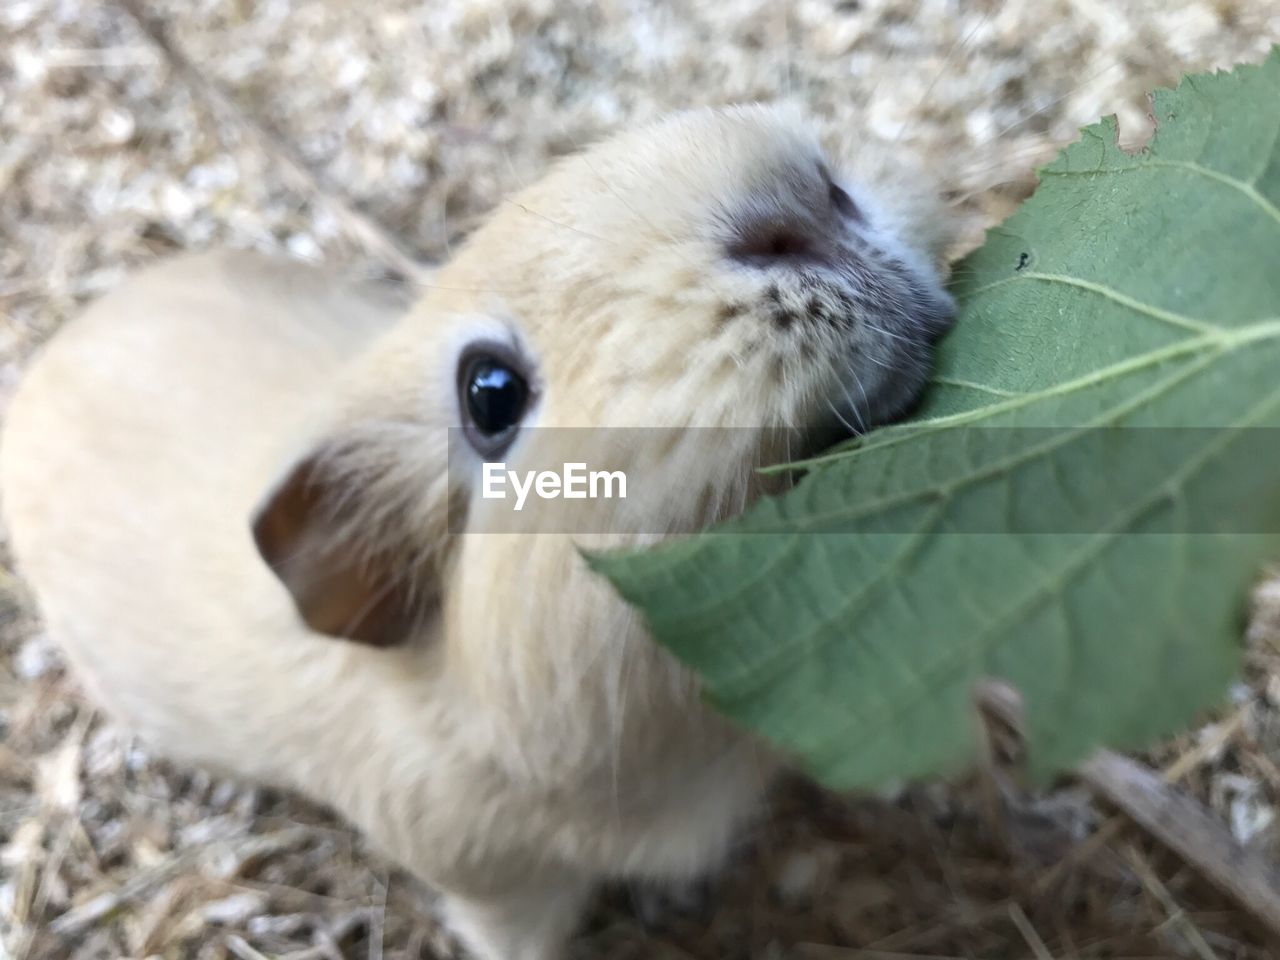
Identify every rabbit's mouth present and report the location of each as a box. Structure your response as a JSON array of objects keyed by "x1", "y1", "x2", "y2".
[
  {"x1": 749, "y1": 249, "x2": 956, "y2": 444},
  {"x1": 720, "y1": 165, "x2": 955, "y2": 439},
  {"x1": 822, "y1": 259, "x2": 953, "y2": 426}
]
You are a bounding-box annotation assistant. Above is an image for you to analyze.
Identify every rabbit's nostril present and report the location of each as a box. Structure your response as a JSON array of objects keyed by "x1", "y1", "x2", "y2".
[
  {"x1": 727, "y1": 218, "x2": 827, "y2": 268},
  {"x1": 828, "y1": 182, "x2": 863, "y2": 223}
]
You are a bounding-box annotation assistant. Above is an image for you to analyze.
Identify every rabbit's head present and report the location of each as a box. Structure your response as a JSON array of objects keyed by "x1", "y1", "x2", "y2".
[{"x1": 251, "y1": 106, "x2": 956, "y2": 755}]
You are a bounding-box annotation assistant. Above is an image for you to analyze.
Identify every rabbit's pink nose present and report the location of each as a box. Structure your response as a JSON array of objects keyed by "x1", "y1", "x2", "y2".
[
  {"x1": 726, "y1": 216, "x2": 830, "y2": 267},
  {"x1": 726, "y1": 169, "x2": 861, "y2": 269}
]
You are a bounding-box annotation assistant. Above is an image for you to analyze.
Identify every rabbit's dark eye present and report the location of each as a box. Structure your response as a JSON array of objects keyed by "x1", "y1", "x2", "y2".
[{"x1": 459, "y1": 350, "x2": 530, "y2": 456}]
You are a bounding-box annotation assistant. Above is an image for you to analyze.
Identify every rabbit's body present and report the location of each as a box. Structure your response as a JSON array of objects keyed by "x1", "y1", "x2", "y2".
[
  {"x1": 2, "y1": 107, "x2": 956, "y2": 959},
  {"x1": 2, "y1": 250, "x2": 762, "y2": 955},
  {"x1": 0, "y1": 251, "x2": 408, "y2": 781}
]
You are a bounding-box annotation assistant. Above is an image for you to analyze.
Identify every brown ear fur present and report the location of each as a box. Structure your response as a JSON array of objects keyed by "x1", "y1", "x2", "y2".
[{"x1": 252, "y1": 452, "x2": 422, "y2": 647}]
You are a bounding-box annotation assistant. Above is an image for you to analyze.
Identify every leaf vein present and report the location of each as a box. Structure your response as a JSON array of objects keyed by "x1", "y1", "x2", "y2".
[
  {"x1": 1023, "y1": 272, "x2": 1217, "y2": 334},
  {"x1": 719, "y1": 340, "x2": 1247, "y2": 705},
  {"x1": 805, "y1": 374, "x2": 1280, "y2": 760},
  {"x1": 776, "y1": 340, "x2": 1229, "y2": 531},
  {"x1": 931, "y1": 377, "x2": 1026, "y2": 398},
  {"x1": 1044, "y1": 158, "x2": 1280, "y2": 226},
  {"x1": 789, "y1": 318, "x2": 1280, "y2": 471}
]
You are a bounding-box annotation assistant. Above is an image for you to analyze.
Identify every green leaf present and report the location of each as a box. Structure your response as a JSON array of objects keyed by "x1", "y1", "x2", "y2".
[{"x1": 591, "y1": 51, "x2": 1280, "y2": 789}]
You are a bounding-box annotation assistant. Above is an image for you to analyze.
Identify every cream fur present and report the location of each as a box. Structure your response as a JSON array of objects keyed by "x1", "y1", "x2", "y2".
[{"x1": 1, "y1": 106, "x2": 955, "y2": 959}]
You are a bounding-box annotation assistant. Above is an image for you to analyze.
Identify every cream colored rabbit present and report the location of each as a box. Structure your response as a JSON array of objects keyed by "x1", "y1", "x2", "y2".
[{"x1": 1, "y1": 106, "x2": 956, "y2": 960}]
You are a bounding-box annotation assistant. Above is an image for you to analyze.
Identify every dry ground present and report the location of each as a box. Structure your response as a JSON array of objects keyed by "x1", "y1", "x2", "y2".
[{"x1": 3, "y1": 1, "x2": 1280, "y2": 957}]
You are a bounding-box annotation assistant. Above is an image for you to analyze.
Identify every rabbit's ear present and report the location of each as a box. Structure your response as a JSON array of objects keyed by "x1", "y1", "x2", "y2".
[{"x1": 251, "y1": 443, "x2": 430, "y2": 648}]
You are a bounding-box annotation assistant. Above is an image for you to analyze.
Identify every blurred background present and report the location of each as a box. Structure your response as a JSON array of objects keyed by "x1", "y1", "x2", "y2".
[{"x1": 2, "y1": 2, "x2": 1280, "y2": 958}]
